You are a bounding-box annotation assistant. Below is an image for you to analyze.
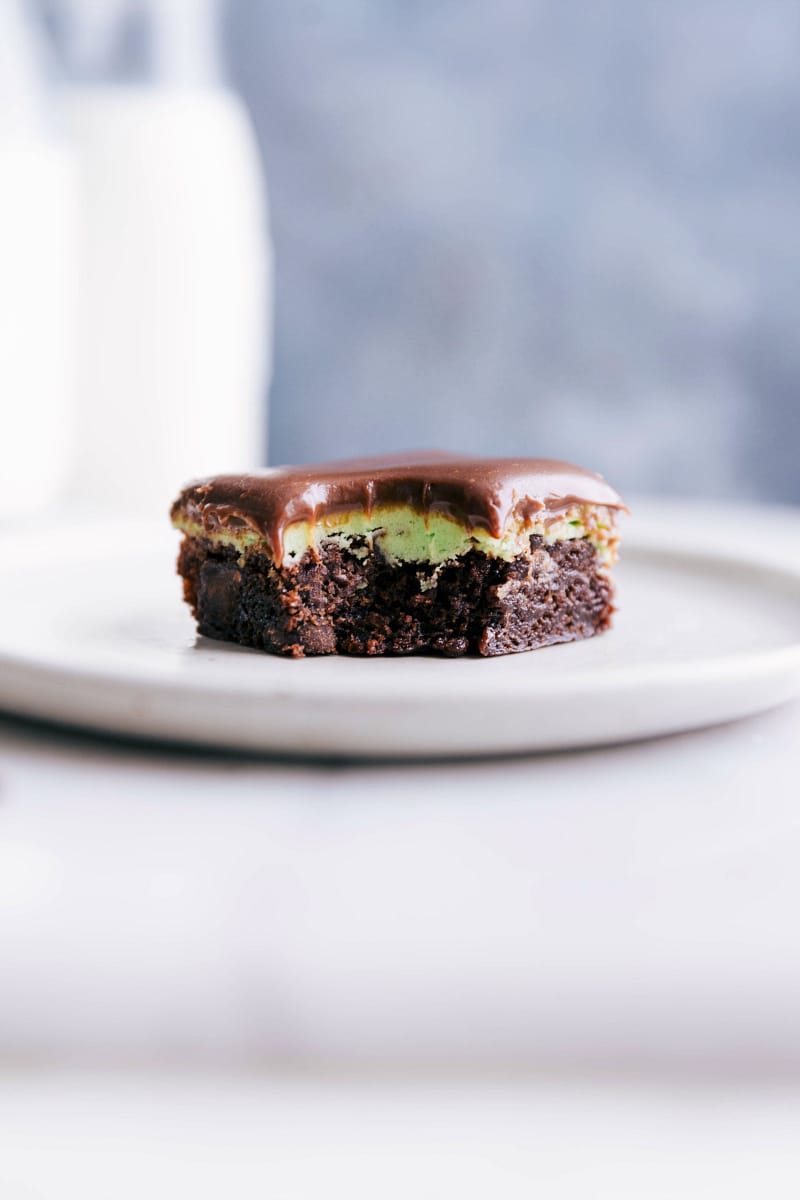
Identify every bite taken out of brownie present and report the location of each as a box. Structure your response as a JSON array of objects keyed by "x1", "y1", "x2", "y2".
[{"x1": 170, "y1": 453, "x2": 626, "y2": 658}]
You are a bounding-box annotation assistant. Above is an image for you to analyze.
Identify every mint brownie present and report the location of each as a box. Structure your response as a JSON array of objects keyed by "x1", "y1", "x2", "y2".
[{"x1": 171, "y1": 453, "x2": 625, "y2": 657}]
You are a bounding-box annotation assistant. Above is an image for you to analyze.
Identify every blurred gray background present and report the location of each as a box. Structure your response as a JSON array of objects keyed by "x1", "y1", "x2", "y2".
[
  {"x1": 225, "y1": 0, "x2": 800, "y2": 501},
  {"x1": 41, "y1": 0, "x2": 800, "y2": 500}
]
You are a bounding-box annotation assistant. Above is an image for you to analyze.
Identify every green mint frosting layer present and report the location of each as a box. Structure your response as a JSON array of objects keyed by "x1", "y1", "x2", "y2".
[{"x1": 174, "y1": 503, "x2": 618, "y2": 567}]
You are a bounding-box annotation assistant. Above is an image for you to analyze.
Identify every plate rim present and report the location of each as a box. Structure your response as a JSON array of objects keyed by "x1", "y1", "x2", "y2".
[{"x1": 2, "y1": 517, "x2": 800, "y2": 755}]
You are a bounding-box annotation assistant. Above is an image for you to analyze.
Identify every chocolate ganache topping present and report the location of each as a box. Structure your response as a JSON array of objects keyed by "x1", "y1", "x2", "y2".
[{"x1": 171, "y1": 453, "x2": 625, "y2": 562}]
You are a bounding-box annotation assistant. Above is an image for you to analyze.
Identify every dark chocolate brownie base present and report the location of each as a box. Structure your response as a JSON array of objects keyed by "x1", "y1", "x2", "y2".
[{"x1": 177, "y1": 535, "x2": 614, "y2": 658}]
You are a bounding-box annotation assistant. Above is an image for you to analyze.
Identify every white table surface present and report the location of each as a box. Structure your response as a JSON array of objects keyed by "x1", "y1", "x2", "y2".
[
  {"x1": 1, "y1": 499, "x2": 800, "y2": 1195},
  {"x1": 2, "y1": 498, "x2": 800, "y2": 1070},
  {"x1": 2, "y1": 1071, "x2": 800, "y2": 1200}
]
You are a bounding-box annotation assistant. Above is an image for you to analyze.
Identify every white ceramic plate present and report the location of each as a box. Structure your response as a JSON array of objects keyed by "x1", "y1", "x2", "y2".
[{"x1": 1, "y1": 517, "x2": 799, "y2": 758}]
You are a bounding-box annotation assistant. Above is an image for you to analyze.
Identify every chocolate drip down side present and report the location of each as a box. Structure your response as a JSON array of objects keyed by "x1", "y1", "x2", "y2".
[{"x1": 171, "y1": 455, "x2": 626, "y2": 565}]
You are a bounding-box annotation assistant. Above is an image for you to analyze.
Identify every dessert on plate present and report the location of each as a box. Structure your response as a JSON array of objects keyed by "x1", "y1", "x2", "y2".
[{"x1": 171, "y1": 453, "x2": 625, "y2": 658}]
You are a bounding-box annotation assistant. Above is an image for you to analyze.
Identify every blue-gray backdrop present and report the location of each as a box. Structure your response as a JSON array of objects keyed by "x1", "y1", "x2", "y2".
[{"x1": 227, "y1": 1, "x2": 798, "y2": 500}]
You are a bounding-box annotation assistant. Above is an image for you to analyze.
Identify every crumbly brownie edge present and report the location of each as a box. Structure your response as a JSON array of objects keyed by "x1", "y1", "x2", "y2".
[{"x1": 176, "y1": 534, "x2": 615, "y2": 658}]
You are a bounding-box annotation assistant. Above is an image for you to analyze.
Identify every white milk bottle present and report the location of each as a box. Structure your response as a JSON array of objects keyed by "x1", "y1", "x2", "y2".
[
  {"x1": 0, "y1": 2, "x2": 77, "y2": 521},
  {"x1": 60, "y1": 0, "x2": 272, "y2": 520}
]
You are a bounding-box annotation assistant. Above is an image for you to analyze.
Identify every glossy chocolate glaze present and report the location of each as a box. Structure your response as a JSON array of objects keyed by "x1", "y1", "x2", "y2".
[{"x1": 171, "y1": 453, "x2": 625, "y2": 562}]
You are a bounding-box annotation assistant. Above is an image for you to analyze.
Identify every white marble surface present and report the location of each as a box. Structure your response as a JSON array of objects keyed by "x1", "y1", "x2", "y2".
[
  {"x1": 1, "y1": 696, "x2": 800, "y2": 1072},
  {"x1": 1, "y1": 500, "x2": 799, "y2": 1072},
  {"x1": 2, "y1": 1071, "x2": 800, "y2": 1199}
]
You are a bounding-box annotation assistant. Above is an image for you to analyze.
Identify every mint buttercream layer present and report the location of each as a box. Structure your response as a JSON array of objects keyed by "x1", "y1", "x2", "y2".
[{"x1": 174, "y1": 502, "x2": 619, "y2": 567}]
